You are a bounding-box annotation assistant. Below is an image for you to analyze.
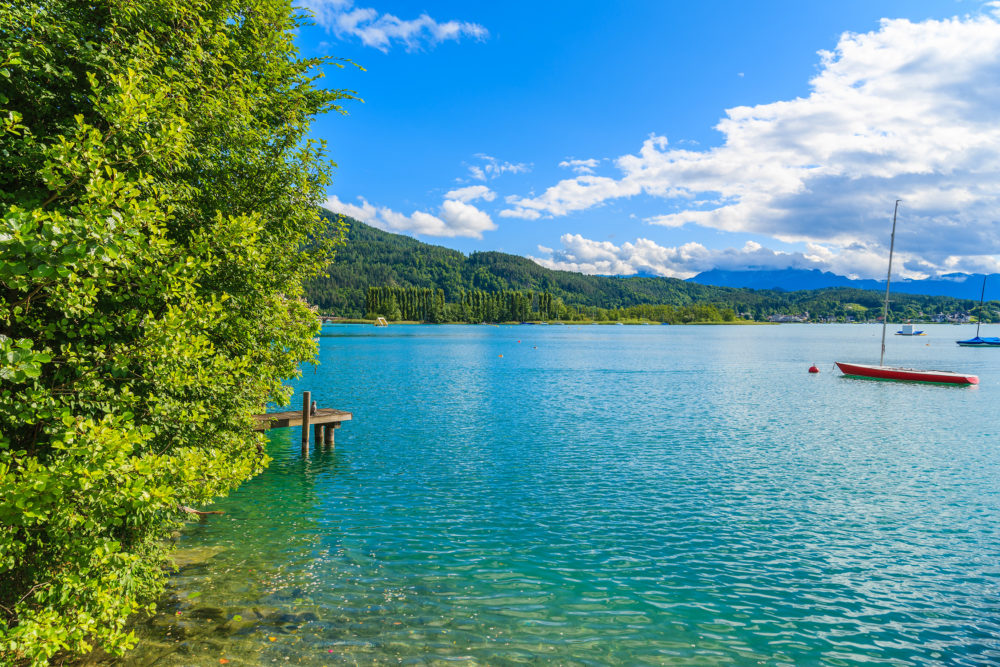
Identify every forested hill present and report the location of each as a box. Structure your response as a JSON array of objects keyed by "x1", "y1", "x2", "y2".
[
  {"x1": 305, "y1": 210, "x2": 988, "y2": 321},
  {"x1": 305, "y1": 211, "x2": 747, "y2": 316}
]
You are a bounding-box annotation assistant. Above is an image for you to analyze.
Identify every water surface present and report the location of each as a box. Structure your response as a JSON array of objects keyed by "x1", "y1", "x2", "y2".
[{"x1": 125, "y1": 324, "x2": 1000, "y2": 665}]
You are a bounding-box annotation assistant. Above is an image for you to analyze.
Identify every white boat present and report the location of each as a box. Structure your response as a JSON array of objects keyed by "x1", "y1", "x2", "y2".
[{"x1": 895, "y1": 323, "x2": 925, "y2": 336}]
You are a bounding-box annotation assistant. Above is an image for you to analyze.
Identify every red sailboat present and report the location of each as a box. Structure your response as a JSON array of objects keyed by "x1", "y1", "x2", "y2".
[
  {"x1": 834, "y1": 361, "x2": 977, "y2": 384},
  {"x1": 835, "y1": 200, "x2": 979, "y2": 386}
]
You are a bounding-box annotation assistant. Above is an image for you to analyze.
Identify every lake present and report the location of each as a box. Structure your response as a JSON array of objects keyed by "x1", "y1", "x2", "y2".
[{"x1": 123, "y1": 323, "x2": 1000, "y2": 665}]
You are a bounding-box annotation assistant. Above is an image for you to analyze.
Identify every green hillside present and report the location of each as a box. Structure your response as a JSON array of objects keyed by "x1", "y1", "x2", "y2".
[
  {"x1": 307, "y1": 211, "x2": 751, "y2": 316},
  {"x1": 306, "y1": 210, "x2": 988, "y2": 322}
]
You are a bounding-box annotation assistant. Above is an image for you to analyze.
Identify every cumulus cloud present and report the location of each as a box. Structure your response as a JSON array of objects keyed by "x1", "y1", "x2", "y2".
[
  {"x1": 444, "y1": 185, "x2": 496, "y2": 203},
  {"x1": 502, "y1": 174, "x2": 645, "y2": 218},
  {"x1": 529, "y1": 235, "x2": 806, "y2": 278},
  {"x1": 505, "y1": 10, "x2": 1000, "y2": 275},
  {"x1": 559, "y1": 158, "x2": 600, "y2": 174},
  {"x1": 325, "y1": 195, "x2": 496, "y2": 238},
  {"x1": 467, "y1": 154, "x2": 531, "y2": 181},
  {"x1": 301, "y1": 0, "x2": 487, "y2": 52}
]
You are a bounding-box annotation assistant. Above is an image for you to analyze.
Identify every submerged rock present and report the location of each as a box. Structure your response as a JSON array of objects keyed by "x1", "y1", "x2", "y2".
[
  {"x1": 187, "y1": 606, "x2": 226, "y2": 621},
  {"x1": 251, "y1": 605, "x2": 277, "y2": 620},
  {"x1": 216, "y1": 614, "x2": 258, "y2": 636},
  {"x1": 166, "y1": 545, "x2": 226, "y2": 569}
]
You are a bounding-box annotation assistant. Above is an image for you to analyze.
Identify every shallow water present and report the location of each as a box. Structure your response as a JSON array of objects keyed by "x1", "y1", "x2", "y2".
[{"x1": 123, "y1": 324, "x2": 1000, "y2": 665}]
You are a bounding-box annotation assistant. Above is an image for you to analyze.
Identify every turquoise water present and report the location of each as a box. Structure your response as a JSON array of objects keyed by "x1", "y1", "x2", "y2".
[{"x1": 126, "y1": 324, "x2": 1000, "y2": 665}]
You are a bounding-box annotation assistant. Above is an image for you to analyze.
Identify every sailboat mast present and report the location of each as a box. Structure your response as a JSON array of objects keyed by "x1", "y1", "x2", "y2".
[
  {"x1": 976, "y1": 276, "x2": 986, "y2": 338},
  {"x1": 880, "y1": 200, "x2": 901, "y2": 366}
]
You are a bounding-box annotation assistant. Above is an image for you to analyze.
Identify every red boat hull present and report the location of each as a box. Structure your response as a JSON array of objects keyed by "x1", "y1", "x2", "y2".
[{"x1": 835, "y1": 361, "x2": 978, "y2": 385}]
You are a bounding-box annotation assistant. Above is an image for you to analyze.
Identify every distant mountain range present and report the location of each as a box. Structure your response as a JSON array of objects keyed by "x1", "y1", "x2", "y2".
[{"x1": 688, "y1": 268, "x2": 998, "y2": 300}]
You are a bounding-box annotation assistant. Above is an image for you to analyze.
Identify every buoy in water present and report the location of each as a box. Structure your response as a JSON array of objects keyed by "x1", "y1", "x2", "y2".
[
  {"x1": 498, "y1": 354, "x2": 503, "y2": 358},
  {"x1": 808, "y1": 364, "x2": 819, "y2": 373}
]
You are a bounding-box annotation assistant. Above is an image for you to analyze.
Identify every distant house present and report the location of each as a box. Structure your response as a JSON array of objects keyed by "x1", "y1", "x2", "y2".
[{"x1": 934, "y1": 312, "x2": 971, "y2": 323}]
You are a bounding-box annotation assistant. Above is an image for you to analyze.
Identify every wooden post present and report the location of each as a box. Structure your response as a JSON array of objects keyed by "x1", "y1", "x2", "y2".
[
  {"x1": 301, "y1": 391, "x2": 311, "y2": 452},
  {"x1": 314, "y1": 423, "x2": 324, "y2": 446},
  {"x1": 323, "y1": 424, "x2": 335, "y2": 447}
]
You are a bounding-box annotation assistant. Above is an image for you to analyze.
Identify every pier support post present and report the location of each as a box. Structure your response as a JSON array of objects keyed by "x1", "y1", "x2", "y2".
[
  {"x1": 301, "y1": 391, "x2": 311, "y2": 452},
  {"x1": 314, "y1": 423, "x2": 324, "y2": 447},
  {"x1": 323, "y1": 424, "x2": 335, "y2": 447}
]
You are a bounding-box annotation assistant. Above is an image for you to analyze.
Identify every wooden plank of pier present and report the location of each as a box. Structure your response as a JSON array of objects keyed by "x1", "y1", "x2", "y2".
[
  {"x1": 253, "y1": 392, "x2": 352, "y2": 453},
  {"x1": 253, "y1": 408, "x2": 353, "y2": 431}
]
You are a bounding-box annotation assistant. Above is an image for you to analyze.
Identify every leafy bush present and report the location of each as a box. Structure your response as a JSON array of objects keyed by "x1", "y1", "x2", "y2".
[{"x1": 0, "y1": 0, "x2": 353, "y2": 663}]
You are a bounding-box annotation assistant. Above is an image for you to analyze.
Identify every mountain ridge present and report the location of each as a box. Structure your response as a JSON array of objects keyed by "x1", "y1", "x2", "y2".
[{"x1": 688, "y1": 268, "x2": 999, "y2": 300}]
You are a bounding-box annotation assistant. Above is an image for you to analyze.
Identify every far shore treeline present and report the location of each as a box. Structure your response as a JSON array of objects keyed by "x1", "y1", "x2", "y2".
[
  {"x1": 364, "y1": 285, "x2": 738, "y2": 324},
  {"x1": 308, "y1": 213, "x2": 998, "y2": 324}
]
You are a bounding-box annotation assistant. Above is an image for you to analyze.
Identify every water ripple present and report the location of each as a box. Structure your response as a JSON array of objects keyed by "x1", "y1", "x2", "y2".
[{"x1": 121, "y1": 325, "x2": 1000, "y2": 665}]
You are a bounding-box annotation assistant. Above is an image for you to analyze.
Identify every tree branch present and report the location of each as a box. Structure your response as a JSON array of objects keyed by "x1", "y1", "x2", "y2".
[{"x1": 178, "y1": 505, "x2": 223, "y2": 515}]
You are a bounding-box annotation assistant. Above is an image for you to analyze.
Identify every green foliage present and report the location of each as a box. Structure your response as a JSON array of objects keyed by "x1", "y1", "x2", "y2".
[{"x1": 0, "y1": 0, "x2": 353, "y2": 663}]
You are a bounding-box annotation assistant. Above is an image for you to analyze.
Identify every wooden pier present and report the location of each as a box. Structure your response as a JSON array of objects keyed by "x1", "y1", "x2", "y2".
[{"x1": 253, "y1": 391, "x2": 352, "y2": 452}]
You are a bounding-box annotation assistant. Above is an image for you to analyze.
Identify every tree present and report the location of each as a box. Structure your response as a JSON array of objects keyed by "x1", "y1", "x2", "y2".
[
  {"x1": 385, "y1": 293, "x2": 402, "y2": 321},
  {"x1": 0, "y1": 0, "x2": 355, "y2": 663}
]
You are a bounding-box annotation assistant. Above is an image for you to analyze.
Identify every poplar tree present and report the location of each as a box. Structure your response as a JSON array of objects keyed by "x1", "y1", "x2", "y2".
[{"x1": 0, "y1": 0, "x2": 354, "y2": 663}]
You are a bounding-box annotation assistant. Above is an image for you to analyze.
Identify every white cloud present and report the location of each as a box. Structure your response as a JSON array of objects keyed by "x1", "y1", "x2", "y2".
[
  {"x1": 444, "y1": 185, "x2": 496, "y2": 203},
  {"x1": 499, "y1": 206, "x2": 541, "y2": 220},
  {"x1": 504, "y1": 11, "x2": 1000, "y2": 276},
  {"x1": 439, "y1": 199, "x2": 495, "y2": 236},
  {"x1": 502, "y1": 175, "x2": 644, "y2": 218},
  {"x1": 528, "y1": 233, "x2": 991, "y2": 280},
  {"x1": 530, "y1": 234, "x2": 812, "y2": 278},
  {"x1": 301, "y1": 0, "x2": 487, "y2": 52},
  {"x1": 559, "y1": 158, "x2": 600, "y2": 174},
  {"x1": 325, "y1": 195, "x2": 496, "y2": 238},
  {"x1": 467, "y1": 154, "x2": 531, "y2": 181}
]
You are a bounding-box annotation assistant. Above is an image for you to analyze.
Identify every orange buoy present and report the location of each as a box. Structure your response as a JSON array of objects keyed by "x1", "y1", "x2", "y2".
[
  {"x1": 808, "y1": 364, "x2": 819, "y2": 373},
  {"x1": 498, "y1": 354, "x2": 503, "y2": 358}
]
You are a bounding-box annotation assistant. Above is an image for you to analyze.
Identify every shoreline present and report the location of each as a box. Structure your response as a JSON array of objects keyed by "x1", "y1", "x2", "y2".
[{"x1": 319, "y1": 318, "x2": 776, "y2": 326}]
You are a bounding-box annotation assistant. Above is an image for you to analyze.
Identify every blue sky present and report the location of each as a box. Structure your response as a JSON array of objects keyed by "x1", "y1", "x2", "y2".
[{"x1": 298, "y1": 0, "x2": 1000, "y2": 280}]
